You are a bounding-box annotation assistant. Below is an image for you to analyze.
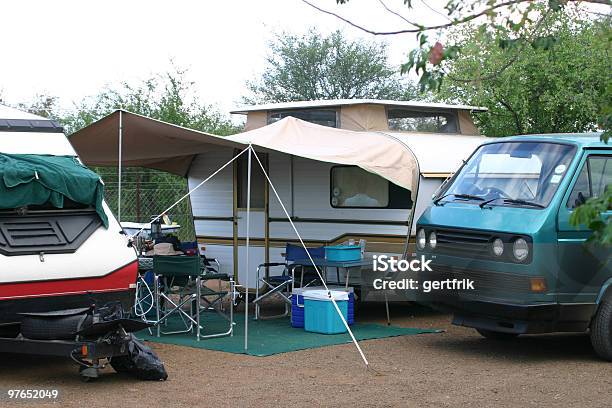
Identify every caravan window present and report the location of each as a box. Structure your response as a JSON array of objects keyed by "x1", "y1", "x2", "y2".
[
  {"x1": 330, "y1": 166, "x2": 412, "y2": 209},
  {"x1": 387, "y1": 108, "x2": 458, "y2": 133},
  {"x1": 268, "y1": 109, "x2": 337, "y2": 128}
]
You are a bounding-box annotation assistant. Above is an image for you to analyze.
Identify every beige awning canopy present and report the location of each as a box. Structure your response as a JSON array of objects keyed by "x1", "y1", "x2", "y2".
[
  {"x1": 70, "y1": 110, "x2": 418, "y2": 191},
  {"x1": 69, "y1": 110, "x2": 243, "y2": 176},
  {"x1": 228, "y1": 117, "x2": 417, "y2": 191}
]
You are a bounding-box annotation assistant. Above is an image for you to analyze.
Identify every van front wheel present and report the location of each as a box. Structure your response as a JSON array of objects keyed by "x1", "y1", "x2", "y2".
[
  {"x1": 590, "y1": 292, "x2": 612, "y2": 362},
  {"x1": 476, "y1": 329, "x2": 519, "y2": 340}
]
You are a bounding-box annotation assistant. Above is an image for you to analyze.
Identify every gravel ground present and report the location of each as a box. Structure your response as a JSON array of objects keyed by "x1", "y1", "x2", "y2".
[{"x1": 0, "y1": 302, "x2": 610, "y2": 408}]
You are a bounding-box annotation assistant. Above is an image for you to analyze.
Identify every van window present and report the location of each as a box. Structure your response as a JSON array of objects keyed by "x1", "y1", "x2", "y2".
[
  {"x1": 567, "y1": 155, "x2": 611, "y2": 209},
  {"x1": 441, "y1": 142, "x2": 576, "y2": 208},
  {"x1": 387, "y1": 109, "x2": 458, "y2": 133},
  {"x1": 268, "y1": 109, "x2": 337, "y2": 128},
  {"x1": 236, "y1": 152, "x2": 266, "y2": 209},
  {"x1": 330, "y1": 166, "x2": 412, "y2": 209}
]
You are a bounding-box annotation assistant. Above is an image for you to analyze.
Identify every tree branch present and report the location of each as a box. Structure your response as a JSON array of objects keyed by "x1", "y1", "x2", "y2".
[
  {"x1": 377, "y1": 0, "x2": 420, "y2": 28},
  {"x1": 302, "y1": 0, "x2": 611, "y2": 35},
  {"x1": 496, "y1": 96, "x2": 524, "y2": 134}
]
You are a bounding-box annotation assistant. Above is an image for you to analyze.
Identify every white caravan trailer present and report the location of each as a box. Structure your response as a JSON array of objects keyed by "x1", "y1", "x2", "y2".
[{"x1": 188, "y1": 100, "x2": 489, "y2": 289}]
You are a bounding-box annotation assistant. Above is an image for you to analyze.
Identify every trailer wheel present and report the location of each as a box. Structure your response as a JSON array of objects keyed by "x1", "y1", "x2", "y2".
[
  {"x1": 21, "y1": 314, "x2": 92, "y2": 340},
  {"x1": 590, "y1": 292, "x2": 612, "y2": 362},
  {"x1": 476, "y1": 328, "x2": 519, "y2": 340}
]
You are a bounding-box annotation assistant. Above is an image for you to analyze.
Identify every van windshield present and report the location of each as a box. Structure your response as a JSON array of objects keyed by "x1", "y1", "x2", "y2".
[{"x1": 440, "y1": 142, "x2": 577, "y2": 208}]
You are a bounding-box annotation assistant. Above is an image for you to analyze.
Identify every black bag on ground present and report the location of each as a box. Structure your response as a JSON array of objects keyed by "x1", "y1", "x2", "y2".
[{"x1": 111, "y1": 334, "x2": 168, "y2": 381}]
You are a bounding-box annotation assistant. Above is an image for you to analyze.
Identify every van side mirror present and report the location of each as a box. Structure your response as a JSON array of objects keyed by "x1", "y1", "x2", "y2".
[{"x1": 574, "y1": 192, "x2": 587, "y2": 208}]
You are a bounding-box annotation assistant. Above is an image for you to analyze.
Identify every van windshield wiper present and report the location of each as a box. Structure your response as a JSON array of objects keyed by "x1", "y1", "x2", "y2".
[
  {"x1": 433, "y1": 193, "x2": 485, "y2": 205},
  {"x1": 479, "y1": 197, "x2": 545, "y2": 209}
]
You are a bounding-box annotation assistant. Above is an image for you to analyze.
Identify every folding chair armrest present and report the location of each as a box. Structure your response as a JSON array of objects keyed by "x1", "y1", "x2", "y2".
[{"x1": 258, "y1": 262, "x2": 286, "y2": 268}]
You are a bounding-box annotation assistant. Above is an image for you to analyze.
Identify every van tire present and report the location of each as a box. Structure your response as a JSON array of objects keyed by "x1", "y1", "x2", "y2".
[
  {"x1": 590, "y1": 293, "x2": 612, "y2": 362},
  {"x1": 20, "y1": 314, "x2": 92, "y2": 340},
  {"x1": 476, "y1": 329, "x2": 519, "y2": 340}
]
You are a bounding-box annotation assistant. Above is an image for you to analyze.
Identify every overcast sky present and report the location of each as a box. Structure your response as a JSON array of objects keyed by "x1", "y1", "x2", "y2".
[
  {"x1": 0, "y1": 0, "x2": 606, "y2": 120},
  {"x1": 0, "y1": 0, "x2": 449, "y2": 117}
]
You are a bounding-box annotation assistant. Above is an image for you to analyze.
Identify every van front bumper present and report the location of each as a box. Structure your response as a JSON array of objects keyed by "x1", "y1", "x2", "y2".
[{"x1": 434, "y1": 298, "x2": 597, "y2": 334}]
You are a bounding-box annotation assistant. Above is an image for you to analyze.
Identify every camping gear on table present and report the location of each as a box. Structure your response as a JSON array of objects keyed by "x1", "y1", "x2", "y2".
[
  {"x1": 324, "y1": 244, "x2": 362, "y2": 262},
  {"x1": 291, "y1": 286, "x2": 354, "y2": 328},
  {"x1": 303, "y1": 289, "x2": 349, "y2": 334}
]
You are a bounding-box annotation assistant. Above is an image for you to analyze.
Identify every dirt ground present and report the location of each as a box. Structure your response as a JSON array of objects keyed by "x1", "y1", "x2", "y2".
[{"x1": 0, "y1": 302, "x2": 610, "y2": 408}]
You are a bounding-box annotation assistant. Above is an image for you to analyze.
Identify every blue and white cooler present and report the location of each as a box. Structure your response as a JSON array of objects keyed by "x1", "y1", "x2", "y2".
[
  {"x1": 303, "y1": 289, "x2": 350, "y2": 334},
  {"x1": 292, "y1": 286, "x2": 354, "y2": 328}
]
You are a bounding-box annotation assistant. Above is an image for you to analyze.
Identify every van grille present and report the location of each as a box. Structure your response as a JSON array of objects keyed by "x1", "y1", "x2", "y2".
[
  {"x1": 433, "y1": 264, "x2": 530, "y2": 295},
  {"x1": 436, "y1": 228, "x2": 492, "y2": 256}
]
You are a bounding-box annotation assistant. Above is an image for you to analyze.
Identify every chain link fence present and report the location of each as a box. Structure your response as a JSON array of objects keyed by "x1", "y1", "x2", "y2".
[{"x1": 98, "y1": 168, "x2": 196, "y2": 242}]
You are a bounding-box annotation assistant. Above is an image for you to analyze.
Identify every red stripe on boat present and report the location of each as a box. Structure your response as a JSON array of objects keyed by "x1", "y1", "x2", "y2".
[{"x1": 0, "y1": 261, "x2": 138, "y2": 300}]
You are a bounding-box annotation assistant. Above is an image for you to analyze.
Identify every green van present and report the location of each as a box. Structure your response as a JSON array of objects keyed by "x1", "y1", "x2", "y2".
[{"x1": 415, "y1": 134, "x2": 611, "y2": 360}]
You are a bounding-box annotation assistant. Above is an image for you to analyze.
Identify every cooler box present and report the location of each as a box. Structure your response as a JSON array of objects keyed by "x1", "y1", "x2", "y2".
[
  {"x1": 324, "y1": 245, "x2": 361, "y2": 262},
  {"x1": 303, "y1": 290, "x2": 349, "y2": 334},
  {"x1": 292, "y1": 287, "x2": 354, "y2": 328}
]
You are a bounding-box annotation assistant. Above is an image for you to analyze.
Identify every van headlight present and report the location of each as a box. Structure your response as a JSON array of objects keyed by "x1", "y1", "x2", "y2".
[
  {"x1": 492, "y1": 238, "x2": 504, "y2": 257},
  {"x1": 512, "y1": 238, "x2": 529, "y2": 262},
  {"x1": 429, "y1": 231, "x2": 437, "y2": 249},
  {"x1": 417, "y1": 228, "x2": 426, "y2": 250}
]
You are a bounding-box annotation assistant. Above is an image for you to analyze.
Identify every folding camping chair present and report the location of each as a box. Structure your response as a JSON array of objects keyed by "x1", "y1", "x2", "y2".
[
  {"x1": 153, "y1": 255, "x2": 203, "y2": 338},
  {"x1": 253, "y1": 243, "x2": 325, "y2": 320},
  {"x1": 152, "y1": 255, "x2": 236, "y2": 340}
]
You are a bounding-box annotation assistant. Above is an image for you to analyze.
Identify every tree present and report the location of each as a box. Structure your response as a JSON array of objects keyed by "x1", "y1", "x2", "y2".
[
  {"x1": 16, "y1": 94, "x2": 61, "y2": 120},
  {"x1": 437, "y1": 10, "x2": 610, "y2": 137},
  {"x1": 64, "y1": 67, "x2": 240, "y2": 239},
  {"x1": 244, "y1": 29, "x2": 416, "y2": 103},
  {"x1": 307, "y1": 0, "x2": 611, "y2": 243}
]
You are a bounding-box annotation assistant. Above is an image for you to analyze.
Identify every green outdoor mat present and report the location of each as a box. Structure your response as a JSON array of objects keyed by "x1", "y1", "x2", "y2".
[{"x1": 138, "y1": 313, "x2": 441, "y2": 356}]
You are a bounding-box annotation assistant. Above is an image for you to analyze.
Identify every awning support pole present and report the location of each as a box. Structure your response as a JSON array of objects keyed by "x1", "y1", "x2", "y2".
[
  {"x1": 117, "y1": 110, "x2": 123, "y2": 222},
  {"x1": 244, "y1": 145, "x2": 252, "y2": 351}
]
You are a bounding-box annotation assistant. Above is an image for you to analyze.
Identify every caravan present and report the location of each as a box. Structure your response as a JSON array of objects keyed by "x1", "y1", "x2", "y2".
[{"x1": 188, "y1": 99, "x2": 491, "y2": 290}]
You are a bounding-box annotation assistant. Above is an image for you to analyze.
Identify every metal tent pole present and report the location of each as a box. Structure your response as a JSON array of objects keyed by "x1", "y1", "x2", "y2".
[
  {"x1": 117, "y1": 110, "x2": 123, "y2": 222},
  {"x1": 244, "y1": 145, "x2": 252, "y2": 351}
]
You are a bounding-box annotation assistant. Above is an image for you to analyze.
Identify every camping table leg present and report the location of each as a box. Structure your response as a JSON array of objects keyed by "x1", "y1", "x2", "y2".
[{"x1": 345, "y1": 267, "x2": 350, "y2": 289}]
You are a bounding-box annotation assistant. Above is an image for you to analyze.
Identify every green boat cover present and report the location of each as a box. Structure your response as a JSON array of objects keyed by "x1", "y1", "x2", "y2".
[{"x1": 0, "y1": 154, "x2": 108, "y2": 227}]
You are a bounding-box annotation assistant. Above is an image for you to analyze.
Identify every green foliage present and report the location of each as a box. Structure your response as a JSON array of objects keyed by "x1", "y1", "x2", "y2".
[
  {"x1": 245, "y1": 29, "x2": 416, "y2": 103},
  {"x1": 62, "y1": 67, "x2": 241, "y2": 240},
  {"x1": 437, "y1": 10, "x2": 610, "y2": 137},
  {"x1": 61, "y1": 66, "x2": 240, "y2": 136},
  {"x1": 570, "y1": 189, "x2": 612, "y2": 244}
]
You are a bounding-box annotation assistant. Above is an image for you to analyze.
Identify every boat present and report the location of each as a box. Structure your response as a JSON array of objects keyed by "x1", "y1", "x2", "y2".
[{"x1": 0, "y1": 105, "x2": 138, "y2": 327}]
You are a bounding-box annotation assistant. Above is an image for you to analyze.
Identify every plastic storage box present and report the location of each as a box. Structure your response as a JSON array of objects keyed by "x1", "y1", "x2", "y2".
[
  {"x1": 324, "y1": 245, "x2": 361, "y2": 262},
  {"x1": 292, "y1": 287, "x2": 354, "y2": 328},
  {"x1": 303, "y1": 289, "x2": 349, "y2": 334}
]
